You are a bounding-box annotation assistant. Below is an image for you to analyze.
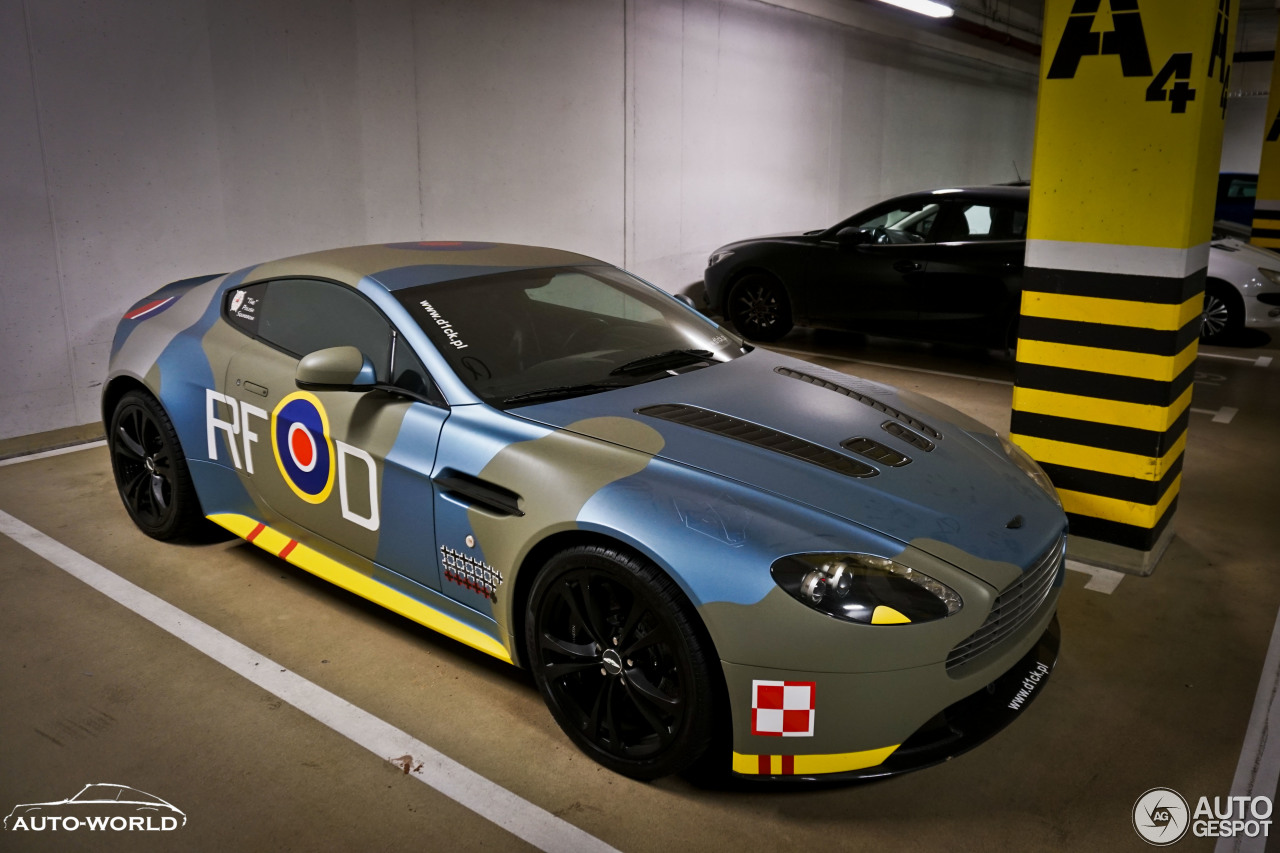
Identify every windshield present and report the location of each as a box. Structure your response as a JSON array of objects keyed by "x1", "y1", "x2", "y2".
[{"x1": 395, "y1": 265, "x2": 746, "y2": 407}]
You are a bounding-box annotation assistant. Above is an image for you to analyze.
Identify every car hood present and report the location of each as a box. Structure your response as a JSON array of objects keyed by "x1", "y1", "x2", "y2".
[
  {"x1": 1211, "y1": 237, "x2": 1280, "y2": 271},
  {"x1": 511, "y1": 350, "x2": 1065, "y2": 583},
  {"x1": 714, "y1": 230, "x2": 815, "y2": 251}
]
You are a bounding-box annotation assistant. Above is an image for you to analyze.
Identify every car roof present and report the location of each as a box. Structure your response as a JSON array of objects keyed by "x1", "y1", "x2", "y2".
[
  {"x1": 242, "y1": 241, "x2": 606, "y2": 291},
  {"x1": 890, "y1": 185, "x2": 1030, "y2": 204}
]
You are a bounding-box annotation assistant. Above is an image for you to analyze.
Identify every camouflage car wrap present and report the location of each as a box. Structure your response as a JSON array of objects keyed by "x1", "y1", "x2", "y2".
[{"x1": 105, "y1": 241, "x2": 1066, "y2": 780}]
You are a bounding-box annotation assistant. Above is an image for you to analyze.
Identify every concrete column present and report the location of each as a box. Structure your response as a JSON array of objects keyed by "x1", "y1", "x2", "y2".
[
  {"x1": 1251, "y1": 31, "x2": 1280, "y2": 249},
  {"x1": 1012, "y1": 0, "x2": 1236, "y2": 573}
]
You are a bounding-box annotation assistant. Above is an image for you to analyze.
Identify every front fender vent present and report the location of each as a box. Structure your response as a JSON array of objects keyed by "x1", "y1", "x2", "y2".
[
  {"x1": 773, "y1": 366, "x2": 941, "y2": 440},
  {"x1": 636, "y1": 404, "x2": 878, "y2": 479}
]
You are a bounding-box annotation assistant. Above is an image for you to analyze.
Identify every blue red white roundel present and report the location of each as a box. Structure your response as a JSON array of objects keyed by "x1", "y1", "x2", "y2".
[{"x1": 271, "y1": 392, "x2": 335, "y2": 504}]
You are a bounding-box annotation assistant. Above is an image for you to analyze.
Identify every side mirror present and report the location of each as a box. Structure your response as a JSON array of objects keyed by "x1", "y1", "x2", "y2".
[
  {"x1": 296, "y1": 346, "x2": 377, "y2": 391},
  {"x1": 836, "y1": 226, "x2": 872, "y2": 249}
]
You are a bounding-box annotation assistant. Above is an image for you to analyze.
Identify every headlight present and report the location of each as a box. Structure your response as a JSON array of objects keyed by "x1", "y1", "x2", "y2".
[
  {"x1": 1259, "y1": 268, "x2": 1280, "y2": 286},
  {"x1": 771, "y1": 553, "x2": 961, "y2": 625},
  {"x1": 707, "y1": 250, "x2": 734, "y2": 267},
  {"x1": 999, "y1": 434, "x2": 1062, "y2": 508}
]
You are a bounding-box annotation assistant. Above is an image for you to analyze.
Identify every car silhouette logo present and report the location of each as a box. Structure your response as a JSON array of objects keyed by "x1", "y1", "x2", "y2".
[{"x1": 4, "y1": 783, "x2": 186, "y2": 831}]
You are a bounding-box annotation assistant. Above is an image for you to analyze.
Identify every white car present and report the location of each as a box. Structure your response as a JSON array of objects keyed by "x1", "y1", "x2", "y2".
[{"x1": 1205, "y1": 237, "x2": 1280, "y2": 344}]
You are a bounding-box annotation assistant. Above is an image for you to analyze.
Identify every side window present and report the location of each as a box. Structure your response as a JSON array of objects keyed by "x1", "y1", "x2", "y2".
[
  {"x1": 255, "y1": 279, "x2": 393, "y2": 381},
  {"x1": 526, "y1": 271, "x2": 663, "y2": 323},
  {"x1": 849, "y1": 203, "x2": 940, "y2": 244},
  {"x1": 223, "y1": 283, "x2": 268, "y2": 335}
]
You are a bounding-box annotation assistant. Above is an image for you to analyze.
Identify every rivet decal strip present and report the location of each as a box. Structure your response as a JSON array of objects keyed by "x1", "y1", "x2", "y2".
[{"x1": 439, "y1": 545, "x2": 504, "y2": 602}]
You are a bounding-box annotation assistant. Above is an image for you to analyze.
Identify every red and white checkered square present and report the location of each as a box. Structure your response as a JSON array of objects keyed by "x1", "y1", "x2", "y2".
[{"x1": 751, "y1": 680, "x2": 815, "y2": 737}]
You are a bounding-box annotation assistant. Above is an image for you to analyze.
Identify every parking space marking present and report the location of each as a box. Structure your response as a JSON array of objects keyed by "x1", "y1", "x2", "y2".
[
  {"x1": 1064, "y1": 560, "x2": 1124, "y2": 594},
  {"x1": 767, "y1": 346, "x2": 1015, "y2": 386},
  {"x1": 1190, "y1": 406, "x2": 1240, "y2": 424},
  {"x1": 1198, "y1": 352, "x2": 1273, "y2": 368},
  {"x1": 0, "y1": 439, "x2": 106, "y2": 467},
  {"x1": 0, "y1": 509, "x2": 619, "y2": 853},
  {"x1": 1217, "y1": 602, "x2": 1280, "y2": 853}
]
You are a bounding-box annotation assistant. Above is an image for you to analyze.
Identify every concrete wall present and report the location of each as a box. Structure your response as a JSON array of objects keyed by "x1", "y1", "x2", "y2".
[{"x1": 1, "y1": 0, "x2": 1038, "y2": 439}]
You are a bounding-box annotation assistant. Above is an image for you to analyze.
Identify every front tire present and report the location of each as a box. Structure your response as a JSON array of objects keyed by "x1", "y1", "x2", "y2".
[
  {"x1": 727, "y1": 273, "x2": 792, "y2": 341},
  {"x1": 108, "y1": 389, "x2": 203, "y2": 540},
  {"x1": 1201, "y1": 280, "x2": 1243, "y2": 344},
  {"x1": 525, "y1": 544, "x2": 716, "y2": 780}
]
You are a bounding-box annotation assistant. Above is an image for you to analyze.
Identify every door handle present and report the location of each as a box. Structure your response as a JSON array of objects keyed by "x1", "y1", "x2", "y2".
[
  {"x1": 237, "y1": 379, "x2": 269, "y2": 397},
  {"x1": 893, "y1": 261, "x2": 923, "y2": 273}
]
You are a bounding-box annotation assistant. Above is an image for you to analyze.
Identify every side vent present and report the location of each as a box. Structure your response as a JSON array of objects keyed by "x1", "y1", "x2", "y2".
[
  {"x1": 882, "y1": 421, "x2": 935, "y2": 452},
  {"x1": 636, "y1": 404, "x2": 878, "y2": 479},
  {"x1": 841, "y1": 437, "x2": 911, "y2": 467},
  {"x1": 774, "y1": 366, "x2": 941, "y2": 439}
]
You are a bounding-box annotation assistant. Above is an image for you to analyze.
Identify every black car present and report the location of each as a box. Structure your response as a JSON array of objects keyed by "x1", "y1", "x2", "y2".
[{"x1": 704, "y1": 186, "x2": 1029, "y2": 346}]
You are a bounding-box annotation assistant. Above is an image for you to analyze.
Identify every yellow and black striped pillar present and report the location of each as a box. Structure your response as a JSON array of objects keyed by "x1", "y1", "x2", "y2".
[
  {"x1": 1251, "y1": 36, "x2": 1280, "y2": 249},
  {"x1": 1013, "y1": 0, "x2": 1235, "y2": 572}
]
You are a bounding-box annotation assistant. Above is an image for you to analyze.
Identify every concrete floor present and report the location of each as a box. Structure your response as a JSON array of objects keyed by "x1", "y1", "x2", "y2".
[{"x1": 1, "y1": 332, "x2": 1278, "y2": 851}]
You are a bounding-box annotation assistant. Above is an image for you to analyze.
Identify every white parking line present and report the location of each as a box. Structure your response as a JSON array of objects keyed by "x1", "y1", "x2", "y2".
[
  {"x1": 0, "y1": 509, "x2": 618, "y2": 853},
  {"x1": 1063, "y1": 560, "x2": 1124, "y2": 594},
  {"x1": 1191, "y1": 407, "x2": 1240, "y2": 424},
  {"x1": 1198, "y1": 352, "x2": 1273, "y2": 368},
  {"x1": 768, "y1": 346, "x2": 1015, "y2": 386},
  {"x1": 0, "y1": 439, "x2": 106, "y2": 467},
  {"x1": 1216, "y1": 602, "x2": 1280, "y2": 853}
]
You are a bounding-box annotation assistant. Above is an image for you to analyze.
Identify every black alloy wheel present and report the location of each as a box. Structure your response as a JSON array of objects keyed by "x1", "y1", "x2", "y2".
[
  {"x1": 727, "y1": 273, "x2": 792, "y2": 341},
  {"x1": 525, "y1": 545, "x2": 716, "y2": 780},
  {"x1": 108, "y1": 389, "x2": 203, "y2": 540},
  {"x1": 1201, "y1": 281, "x2": 1243, "y2": 344}
]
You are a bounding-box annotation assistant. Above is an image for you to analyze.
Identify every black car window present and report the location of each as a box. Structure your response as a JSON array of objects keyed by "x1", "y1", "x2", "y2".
[
  {"x1": 848, "y1": 203, "x2": 940, "y2": 244},
  {"x1": 231, "y1": 278, "x2": 443, "y2": 403},
  {"x1": 254, "y1": 279, "x2": 394, "y2": 379}
]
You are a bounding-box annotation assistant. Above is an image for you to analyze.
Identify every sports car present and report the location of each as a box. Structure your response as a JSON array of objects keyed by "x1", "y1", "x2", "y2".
[{"x1": 104, "y1": 241, "x2": 1066, "y2": 781}]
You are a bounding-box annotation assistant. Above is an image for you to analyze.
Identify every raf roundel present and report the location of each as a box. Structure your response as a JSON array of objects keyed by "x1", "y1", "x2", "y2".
[{"x1": 271, "y1": 392, "x2": 335, "y2": 504}]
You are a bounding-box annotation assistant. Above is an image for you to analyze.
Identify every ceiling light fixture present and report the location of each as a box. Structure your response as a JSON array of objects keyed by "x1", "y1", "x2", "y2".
[{"x1": 875, "y1": 0, "x2": 954, "y2": 18}]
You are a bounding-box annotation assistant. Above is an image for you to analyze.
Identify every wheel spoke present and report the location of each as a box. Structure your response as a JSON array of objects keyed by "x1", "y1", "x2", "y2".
[
  {"x1": 621, "y1": 624, "x2": 671, "y2": 659},
  {"x1": 150, "y1": 474, "x2": 169, "y2": 512},
  {"x1": 620, "y1": 677, "x2": 676, "y2": 745},
  {"x1": 539, "y1": 630, "x2": 598, "y2": 662},
  {"x1": 624, "y1": 667, "x2": 681, "y2": 710},
  {"x1": 116, "y1": 421, "x2": 146, "y2": 460}
]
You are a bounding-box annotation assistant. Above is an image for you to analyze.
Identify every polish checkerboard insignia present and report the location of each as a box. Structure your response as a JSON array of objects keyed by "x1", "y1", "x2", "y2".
[{"x1": 751, "y1": 680, "x2": 815, "y2": 737}]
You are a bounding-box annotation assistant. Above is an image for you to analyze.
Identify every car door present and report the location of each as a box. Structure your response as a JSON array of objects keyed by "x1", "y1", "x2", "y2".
[
  {"x1": 808, "y1": 201, "x2": 936, "y2": 334},
  {"x1": 914, "y1": 201, "x2": 1026, "y2": 346},
  {"x1": 216, "y1": 278, "x2": 449, "y2": 592}
]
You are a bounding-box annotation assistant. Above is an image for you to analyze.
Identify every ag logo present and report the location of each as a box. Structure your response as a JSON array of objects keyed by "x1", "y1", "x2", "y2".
[
  {"x1": 1133, "y1": 787, "x2": 1190, "y2": 846},
  {"x1": 271, "y1": 392, "x2": 335, "y2": 504}
]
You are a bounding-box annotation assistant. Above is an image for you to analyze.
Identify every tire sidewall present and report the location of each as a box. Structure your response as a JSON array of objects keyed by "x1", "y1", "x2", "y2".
[{"x1": 108, "y1": 389, "x2": 201, "y2": 540}]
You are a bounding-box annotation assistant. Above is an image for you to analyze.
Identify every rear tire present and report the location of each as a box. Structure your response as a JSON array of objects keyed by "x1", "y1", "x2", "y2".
[
  {"x1": 525, "y1": 544, "x2": 716, "y2": 780},
  {"x1": 108, "y1": 389, "x2": 203, "y2": 540},
  {"x1": 727, "y1": 273, "x2": 792, "y2": 341},
  {"x1": 1201, "y1": 280, "x2": 1243, "y2": 344}
]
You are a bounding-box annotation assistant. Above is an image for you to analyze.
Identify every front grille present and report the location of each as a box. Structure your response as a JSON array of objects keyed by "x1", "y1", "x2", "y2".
[
  {"x1": 773, "y1": 366, "x2": 941, "y2": 439},
  {"x1": 636, "y1": 404, "x2": 878, "y2": 478},
  {"x1": 946, "y1": 536, "x2": 1065, "y2": 673}
]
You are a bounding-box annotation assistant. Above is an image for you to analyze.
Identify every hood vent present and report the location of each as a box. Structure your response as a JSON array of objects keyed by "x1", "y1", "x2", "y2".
[
  {"x1": 882, "y1": 421, "x2": 936, "y2": 453},
  {"x1": 773, "y1": 366, "x2": 941, "y2": 440},
  {"x1": 636, "y1": 404, "x2": 878, "y2": 479},
  {"x1": 841, "y1": 436, "x2": 911, "y2": 467}
]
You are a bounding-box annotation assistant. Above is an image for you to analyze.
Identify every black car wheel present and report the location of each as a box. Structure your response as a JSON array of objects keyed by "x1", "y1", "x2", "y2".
[
  {"x1": 525, "y1": 544, "x2": 716, "y2": 780},
  {"x1": 108, "y1": 389, "x2": 203, "y2": 540},
  {"x1": 1201, "y1": 280, "x2": 1243, "y2": 344},
  {"x1": 727, "y1": 273, "x2": 792, "y2": 341}
]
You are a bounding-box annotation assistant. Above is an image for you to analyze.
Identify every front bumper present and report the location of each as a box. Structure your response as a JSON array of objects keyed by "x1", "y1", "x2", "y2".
[{"x1": 729, "y1": 612, "x2": 1061, "y2": 782}]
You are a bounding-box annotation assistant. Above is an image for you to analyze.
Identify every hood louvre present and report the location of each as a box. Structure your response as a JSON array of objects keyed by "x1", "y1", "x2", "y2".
[
  {"x1": 773, "y1": 366, "x2": 941, "y2": 439},
  {"x1": 636, "y1": 404, "x2": 879, "y2": 479}
]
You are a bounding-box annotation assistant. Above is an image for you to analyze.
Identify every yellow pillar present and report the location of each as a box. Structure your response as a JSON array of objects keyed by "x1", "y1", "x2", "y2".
[
  {"x1": 1014, "y1": 0, "x2": 1235, "y2": 572},
  {"x1": 1251, "y1": 36, "x2": 1280, "y2": 248}
]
